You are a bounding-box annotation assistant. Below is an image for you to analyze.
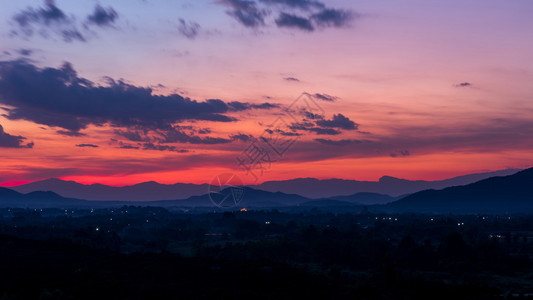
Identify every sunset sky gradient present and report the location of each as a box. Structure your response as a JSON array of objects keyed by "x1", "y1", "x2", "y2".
[{"x1": 1, "y1": 0, "x2": 532, "y2": 186}]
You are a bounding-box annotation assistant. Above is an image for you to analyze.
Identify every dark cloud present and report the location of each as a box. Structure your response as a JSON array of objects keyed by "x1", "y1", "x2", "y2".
[
  {"x1": 314, "y1": 138, "x2": 363, "y2": 146},
  {"x1": 59, "y1": 29, "x2": 86, "y2": 42},
  {"x1": 287, "y1": 113, "x2": 358, "y2": 135},
  {"x1": 86, "y1": 5, "x2": 119, "y2": 27},
  {"x1": 114, "y1": 126, "x2": 235, "y2": 145},
  {"x1": 14, "y1": 0, "x2": 67, "y2": 26},
  {"x1": 0, "y1": 124, "x2": 33, "y2": 148},
  {"x1": 12, "y1": 0, "x2": 85, "y2": 42},
  {"x1": 219, "y1": 0, "x2": 357, "y2": 32},
  {"x1": 0, "y1": 61, "x2": 277, "y2": 135},
  {"x1": 289, "y1": 122, "x2": 340, "y2": 135},
  {"x1": 220, "y1": 0, "x2": 268, "y2": 28},
  {"x1": 302, "y1": 111, "x2": 322, "y2": 120},
  {"x1": 306, "y1": 127, "x2": 340, "y2": 135},
  {"x1": 315, "y1": 114, "x2": 359, "y2": 130},
  {"x1": 230, "y1": 133, "x2": 254, "y2": 142},
  {"x1": 198, "y1": 128, "x2": 211, "y2": 134},
  {"x1": 259, "y1": 0, "x2": 324, "y2": 10},
  {"x1": 177, "y1": 19, "x2": 200, "y2": 39},
  {"x1": 17, "y1": 49, "x2": 33, "y2": 57},
  {"x1": 227, "y1": 101, "x2": 279, "y2": 111},
  {"x1": 57, "y1": 130, "x2": 86, "y2": 137},
  {"x1": 117, "y1": 142, "x2": 140, "y2": 150},
  {"x1": 311, "y1": 8, "x2": 354, "y2": 28},
  {"x1": 265, "y1": 128, "x2": 302, "y2": 137},
  {"x1": 155, "y1": 127, "x2": 233, "y2": 144},
  {"x1": 280, "y1": 131, "x2": 301, "y2": 136},
  {"x1": 141, "y1": 142, "x2": 189, "y2": 153},
  {"x1": 76, "y1": 143, "x2": 99, "y2": 148},
  {"x1": 313, "y1": 93, "x2": 336, "y2": 102},
  {"x1": 389, "y1": 150, "x2": 410, "y2": 157},
  {"x1": 284, "y1": 77, "x2": 300, "y2": 82},
  {"x1": 275, "y1": 13, "x2": 314, "y2": 31},
  {"x1": 456, "y1": 82, "x2": 472, "y2": 87}
]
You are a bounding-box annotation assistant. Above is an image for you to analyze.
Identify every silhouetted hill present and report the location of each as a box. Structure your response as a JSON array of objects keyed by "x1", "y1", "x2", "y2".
[
  {"x1": 1, "y1": 186, "x2": 347, "y2": 209},
  {"x1": 385, "y1": 167, "x2": 533, "y2": 213},
  {"x1": 252, "y1": 169, "x2": 521, "y2": 198},
  {"x1": 9, "y1": 169, "x2": 521, "y2": 201},
  {"x1": 0, "y1": 187, "x2": 90, "y2": 208},
  {"x1": 4, "y1": 168, "x2": 531, "y2": 211},
  {"x1": 10, "y1": 178, "x2": 209, "y2": 201}
]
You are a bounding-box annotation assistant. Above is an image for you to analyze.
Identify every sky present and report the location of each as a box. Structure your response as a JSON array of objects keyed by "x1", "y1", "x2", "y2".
[{"x1": 0, "y1": 0, "x2": 532, "y2": 186}]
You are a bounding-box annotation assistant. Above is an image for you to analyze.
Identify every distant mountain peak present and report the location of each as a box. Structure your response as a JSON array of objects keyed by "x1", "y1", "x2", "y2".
[
  {"x1": 39, "y1": 178, "x2": 82, "y2": 185},
  {"x1": 133, "y1": 181, "x2": 162, "y2": 187},
  {"x1": 378, "y1": 175, "x2": 402, "y2": 182},
  {"x1": 43, "y1": 178, "x2": 65, "y2": 183}
]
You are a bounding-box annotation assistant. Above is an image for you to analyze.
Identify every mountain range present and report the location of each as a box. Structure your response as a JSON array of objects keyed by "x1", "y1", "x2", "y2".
[
  {"x1": 10, "y1": 179, "x2": 210, "y2": 202},
  {"x1": 8, "y1": 169, "x2": 521, "y2": 201},
  {"x1": 251, "y1": 169, "x2": 521, "y2": 198},
  {"x1": 2, "y1": 167, "x2": 532, "y2": 212}
]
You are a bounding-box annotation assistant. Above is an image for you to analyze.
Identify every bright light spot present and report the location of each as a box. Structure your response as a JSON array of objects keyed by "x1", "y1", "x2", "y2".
[{"x1": 240, "y1": 208, "x2": 248, "y2": 212}]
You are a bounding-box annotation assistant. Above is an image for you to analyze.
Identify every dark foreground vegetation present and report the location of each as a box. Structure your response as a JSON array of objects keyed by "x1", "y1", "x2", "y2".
[{"x1": 2, "y1": 207, "x2": 533, "y2": 299}]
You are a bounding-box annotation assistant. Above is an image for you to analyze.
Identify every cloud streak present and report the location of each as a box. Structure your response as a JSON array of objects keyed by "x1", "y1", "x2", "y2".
[{"x1": 76, "y1": 143, "x2": 98, "y2": 148}]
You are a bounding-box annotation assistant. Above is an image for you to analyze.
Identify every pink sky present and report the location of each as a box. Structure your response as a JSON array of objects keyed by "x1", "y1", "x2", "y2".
[{"x1": 0, "y1": 0, "x2": 532, "y2": 186}]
